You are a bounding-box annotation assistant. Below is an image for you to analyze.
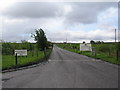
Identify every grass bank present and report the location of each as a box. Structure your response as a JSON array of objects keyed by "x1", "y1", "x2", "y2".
[
  {"x1": 2, "y1": 49, "x2": 52, "y2": 70},
  {"x1": 57, "y1": 43, "x2": 120, "y2": 65}
]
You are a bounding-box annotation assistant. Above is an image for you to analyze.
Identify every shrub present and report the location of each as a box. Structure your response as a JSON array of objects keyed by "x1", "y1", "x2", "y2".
[{"x1": 98, "y1": 44, "x2": 110, "y2": 53}]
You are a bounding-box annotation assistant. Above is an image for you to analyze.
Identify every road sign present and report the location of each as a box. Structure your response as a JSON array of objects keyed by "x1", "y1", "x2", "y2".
[
  {"x1": 80, "y1": 43, "x2": 92, "y2": 51},
  {"x1": 15, "y1": 50, "x2": 27, "y2": 56}
]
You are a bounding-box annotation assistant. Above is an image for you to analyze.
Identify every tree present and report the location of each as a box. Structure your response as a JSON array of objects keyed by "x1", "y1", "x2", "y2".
[
  {"x1": 96, "y1": 41, "x2": 101, "y2": 44},
  {"x1": 21, "y1": 40, "x2": 28, "y2": 43},
  {"x1": 31, "y1": 28, "x2": 47, "y2": 51},
  {"x1": 83, "y1": 41, "x2": 85, "y2": 44},
  {"x1": 90, "y1": 40, "x2": 95, "y2": 44}
]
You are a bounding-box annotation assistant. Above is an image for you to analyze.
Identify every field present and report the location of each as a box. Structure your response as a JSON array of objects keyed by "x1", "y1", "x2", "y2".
[
  {"x1": 1, "y1": 42, "x2": 52, "y2": 70},
  {"x1": 57, "y1": 43, "x2": 120, "y2": 65}
]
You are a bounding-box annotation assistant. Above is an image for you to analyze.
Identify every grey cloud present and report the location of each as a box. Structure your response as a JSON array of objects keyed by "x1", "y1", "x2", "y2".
[
  {"x1": 2, "y1": 2, "x2": 117, "y2": 42},
  {"x1": 65, "y1": 2, "x2": 117, "y2": 24},
  {"x1": 2, "y1": 21, "x2": 31, "y2": 42},
  {"x1": 2, "y1": 2, "x2": 117, "y2": 24},
  {"x1": 2, "y1": 2, "x2": 59, "y2": 18}
]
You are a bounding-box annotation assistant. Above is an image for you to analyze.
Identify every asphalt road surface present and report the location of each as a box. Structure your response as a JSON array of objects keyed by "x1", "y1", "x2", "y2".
[{"x1": 2, "y1": 46, "x2": 118, "y2": 88}]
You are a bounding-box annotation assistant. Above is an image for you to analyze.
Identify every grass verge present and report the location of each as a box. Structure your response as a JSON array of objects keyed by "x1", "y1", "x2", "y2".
[
  {"x1": 2, "y1": 49, "x2": 52, "y2": 70},
  {"x1": 57, "y1": 45, "x2": 120, "y2": 65}
]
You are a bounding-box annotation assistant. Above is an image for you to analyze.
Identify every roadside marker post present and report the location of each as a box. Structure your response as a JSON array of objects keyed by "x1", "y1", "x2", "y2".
[
  {"x1": 37, "y1": 49, "x2": 38, "y2": 57},
  {"x1": 32, "y1": 50, "x2": 34, "y2": 57},
  {"x1": 44, "y1": 47, "x2": 47, "y2": 60},
  {"x1": 116, "y1": 50, "x2": 119, "y2": 61},
  {"x1": 15, "y1": 53, "x2": 17, "y2": 65},
  {"x1": 52, "y1": 43, "x2": 53, "y2": 48},
  {"x1": 15, "y1": 53, "x2": 18, "y2": 69}
]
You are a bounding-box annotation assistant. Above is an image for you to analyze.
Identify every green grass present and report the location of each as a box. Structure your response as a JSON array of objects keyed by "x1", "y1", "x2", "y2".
[
  {"x1": 2, "y1": 49, "x2": 52, "y2": 70},
  {"x1": 57, "y1": 43, "x2": 120, "y2": 65},
  {"x1": 79, "y1": 51, "x2": 120, "y2": 64}
]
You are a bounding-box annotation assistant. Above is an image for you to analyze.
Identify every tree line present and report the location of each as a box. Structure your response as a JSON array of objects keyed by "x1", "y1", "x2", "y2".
[{"x1": 2, "y1": 28, "x2": 52, "y2": 55}]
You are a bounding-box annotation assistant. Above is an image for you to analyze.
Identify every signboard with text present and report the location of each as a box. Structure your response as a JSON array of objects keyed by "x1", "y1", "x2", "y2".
[
  {"x1": 15, "y1": 50, "x2": 27, "y2": 56},
  {"x1": 80, "y1": 43, "x2": 92, "y2": 51}
]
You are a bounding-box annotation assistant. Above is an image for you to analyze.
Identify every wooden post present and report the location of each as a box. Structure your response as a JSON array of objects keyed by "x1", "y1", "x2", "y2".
[
  {"x1": 115, "y1": 29, "x2": 116, "y2": 43},
  {"x1": 15, "y1": 53, "x2": 18, "y2": 70},
  {"x1": 94, "y1": 47, "x2": 96, "y2": 58},
  {"x1": 37, "y1": 49, "x2": 38, "y2": 57},
  {"x1": 44, "y1": 47, "x2": 47, "y2": 60},
  {"x1": 52, "y1": 43, "x2": 53, "y2": 48},
  {"x1": 32, "y1": 50, "x2": 34, "y2": 57},
  {"x1": 94, "y1": 50, "x2": 96, "y2": 57},
  {"x1": 116, "y1": 50, "x2": 119, "y2": 61},
  {"x1": 108, "y1": 49, "x2": 110, "y2": 56},
  {"x1": 15, "y1": 53, "x2": 18, "y2": 65}
]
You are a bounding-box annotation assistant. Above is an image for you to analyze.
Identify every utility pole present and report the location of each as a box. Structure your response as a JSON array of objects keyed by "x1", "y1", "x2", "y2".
[
  {"x1": 117, "y1": 28, "x2": 120, "y2": 43},
  {"x1": 66, "y1": 36, "x2": 67, "y2": 43},
  {"x1": 66, "y1": 30, "x2": 68, "y2": 43},
  {"x1": 114, "y1": 28, "x2": 119, "y2": 60},
  {"x1": 115, "y1": 28, "x2": 116, "y2": 43}
]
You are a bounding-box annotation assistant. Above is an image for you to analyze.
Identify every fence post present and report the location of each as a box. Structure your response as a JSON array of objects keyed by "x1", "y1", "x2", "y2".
[
  {"x1": 44, "y1": 47, "x2": 47, "y2": 60},
  {"x1": 15, "y1": 53, "x2": 18, "y2": 65},
  {"x1": 52, "y1": 43, "x2": 53, "y2": 49},
  {"x1": 116, "y1": 50, "x2": 119, "y2": 61},
  {"x1": 37, "y1": 49, "x2": 38, "y2": 57},
  {"x1": 15, "y1": 53, "x2": 18, "y2": 70},
  {"x1": 32, "y1": 50, "x2": 33, "y2": 57},
  {"x1": 95, "y1": 49, "x2": 97, "y2": 58},
  {"x1": 109, "y1": 49, "x2": 111, "y2": 56}
]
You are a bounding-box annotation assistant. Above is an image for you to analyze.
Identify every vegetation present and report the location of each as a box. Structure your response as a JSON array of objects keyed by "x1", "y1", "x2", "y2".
[
  {"x1": 2, "y1": 49, "x2": 52, "y2": 70},
  {"x1": 57, "y1": 43, "x2": 120, "y2": 65},
  {"x1": 2, "y1": 28, "x2": 53, "y2": 70},
  {"x1": 1, "y1": 42, "x2": 52, "y2": 70},
  {"x1": 2, "y1": 42, "x2": 35, "y2": 55},
  {"x1": 31, "y1": 28, "x2": 48, "y2": 51}
]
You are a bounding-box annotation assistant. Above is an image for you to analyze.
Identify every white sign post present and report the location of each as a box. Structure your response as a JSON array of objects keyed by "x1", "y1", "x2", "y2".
[
  {"x1": 80, "y1": 43, "x2": 92, "y2": 51},
  {"x1": 14, "y1": 50, "x2": 27, "y2": 67},
  {"x1": 15, "y1": 50, "x2": 27, "y2": 56}
]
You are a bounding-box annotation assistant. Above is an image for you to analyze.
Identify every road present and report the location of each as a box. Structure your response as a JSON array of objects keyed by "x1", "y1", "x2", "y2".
[{"x1": 2, "y1": 46, "x2": 118, "y2": 88}]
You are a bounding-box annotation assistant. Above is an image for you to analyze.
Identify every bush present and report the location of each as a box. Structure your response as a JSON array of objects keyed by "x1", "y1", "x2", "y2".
[
  {"x1": 2, "y1": 43, "x2": 14, "y2": 55},
  {"x1": 98, "y1": 44, "x2": 110, "y2": 53},
  {"x1": 115, "y1": 43, "x2": 120, "y2": 51},
  {"x1": 2, "y1": 42, "x2": 35, "y2": 55}
]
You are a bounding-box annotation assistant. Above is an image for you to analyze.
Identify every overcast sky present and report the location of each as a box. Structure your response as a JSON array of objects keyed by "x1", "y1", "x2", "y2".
[{"x1": 1, "y1": 1, "x2": 118, "y2": 43}]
